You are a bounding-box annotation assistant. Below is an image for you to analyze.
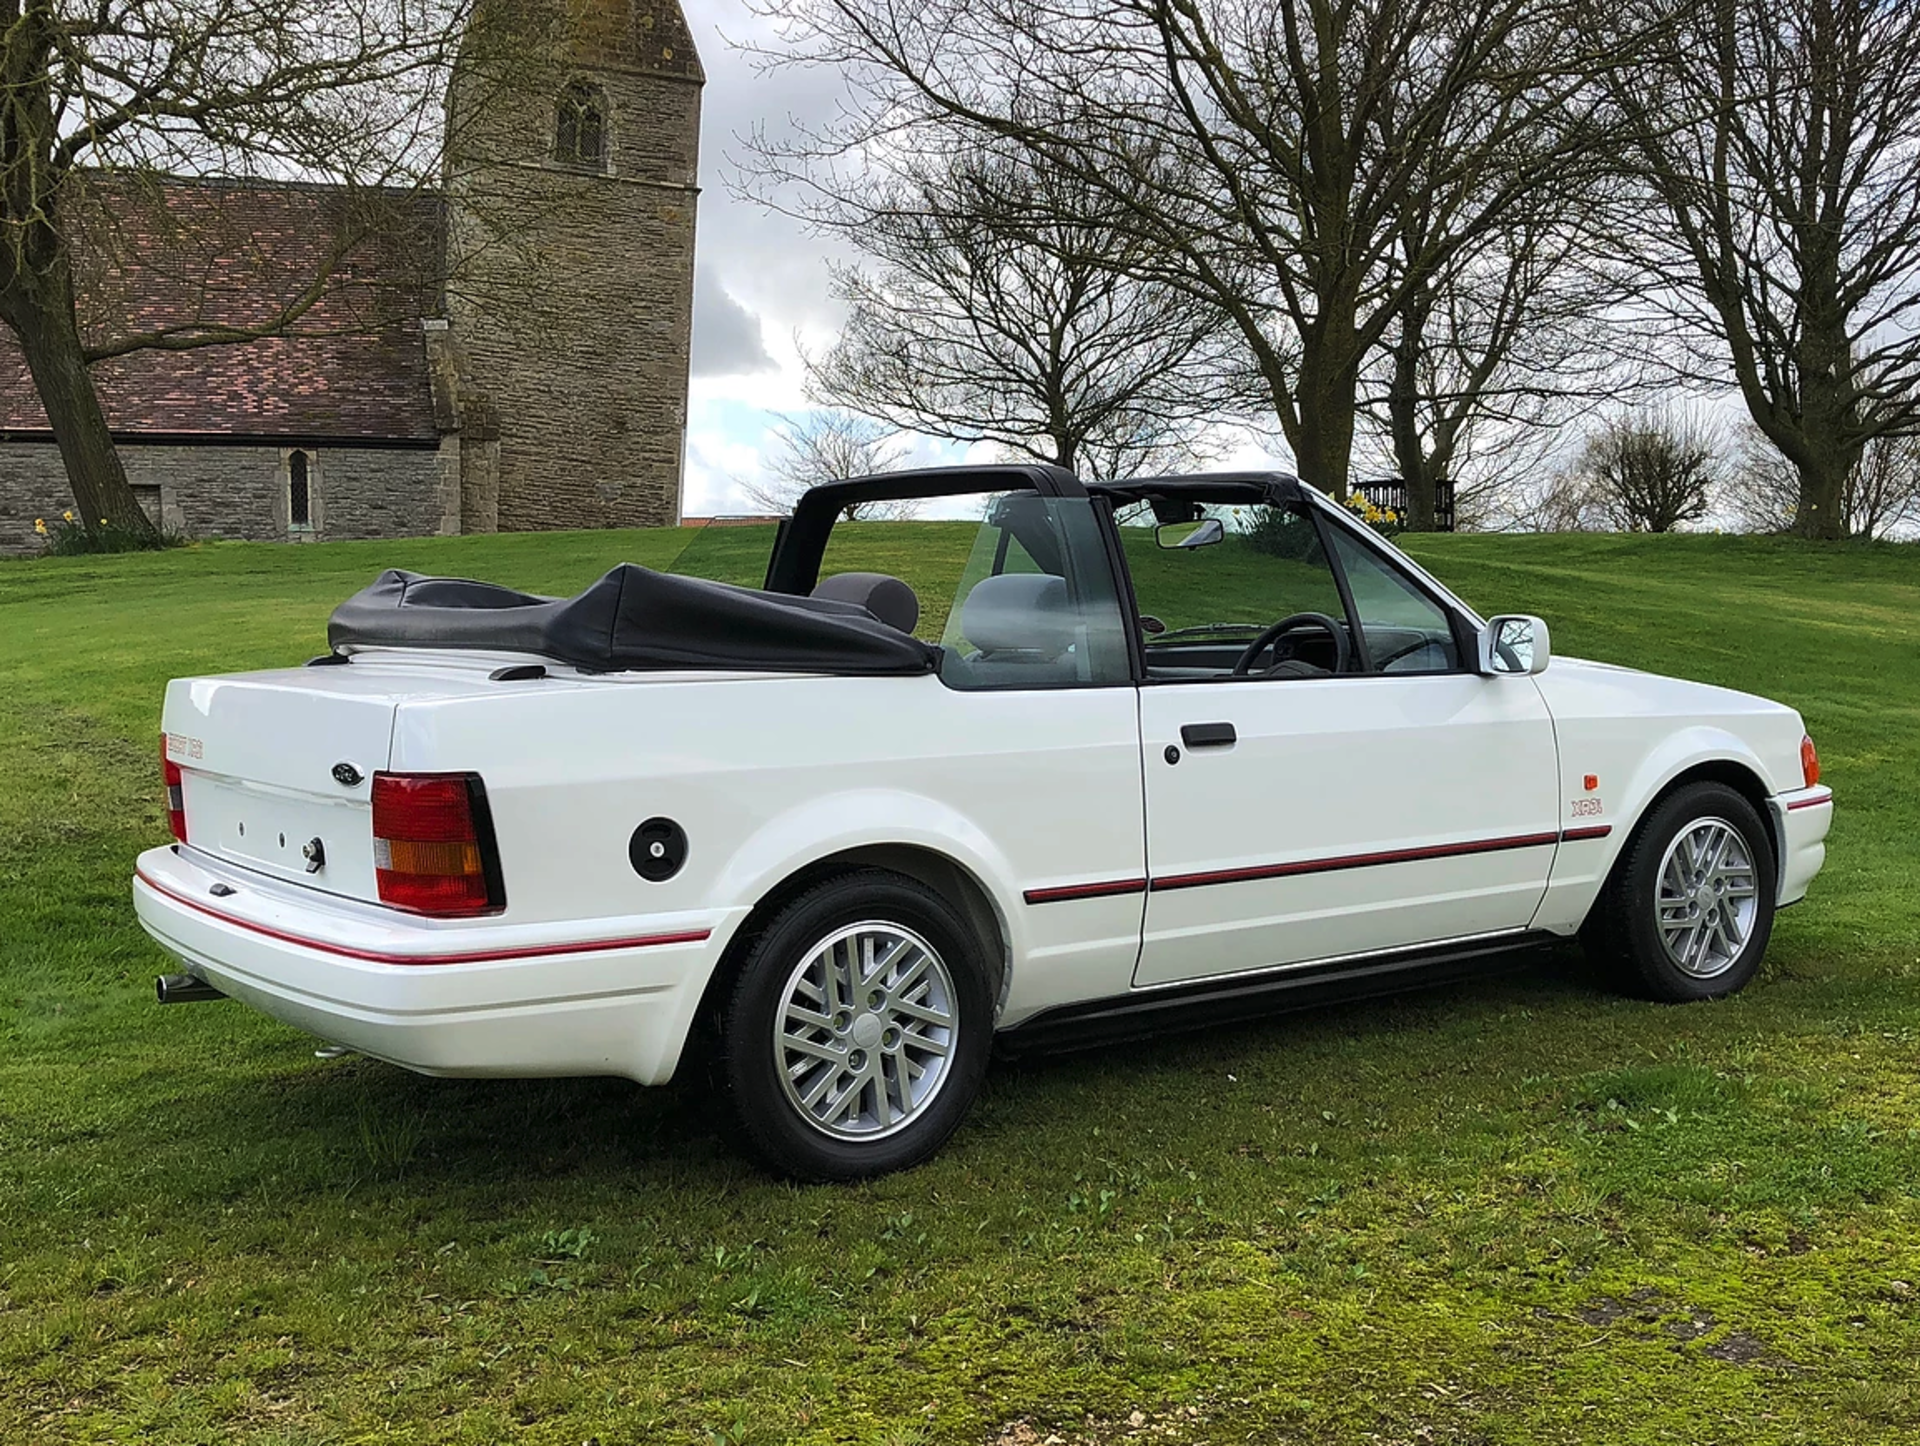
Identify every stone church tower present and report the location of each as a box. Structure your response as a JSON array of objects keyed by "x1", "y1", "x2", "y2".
[
  {"x1": 443, "y1": 0, "x2": 703, "y2": 532},
  {"x1": 0, "y1": 0, "x2": 703, "y2": 554}
]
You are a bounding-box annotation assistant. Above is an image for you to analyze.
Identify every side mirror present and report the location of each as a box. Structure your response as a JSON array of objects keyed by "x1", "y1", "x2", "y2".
[
  {"x1": 1156, "y1": 517, "x2": 1225, "y2": 550},
  {"x1": 1478, "y1": 614, "x2": 1551, "y2": 676}
]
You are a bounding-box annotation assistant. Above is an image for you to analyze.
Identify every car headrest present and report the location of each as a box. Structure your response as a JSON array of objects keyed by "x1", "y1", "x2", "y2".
[
  {"x1": 810, "y1": 572, "x2": 920, "y2": 634},
  {"x1": 962, "y1": 573, "x2": 1075, "y2": 656}
]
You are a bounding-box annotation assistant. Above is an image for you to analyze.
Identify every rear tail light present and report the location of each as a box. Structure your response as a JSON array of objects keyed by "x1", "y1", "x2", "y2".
[
  {"x1": 371, "y1": 772, "x2": 505, "y2": 917},
  {"x1": 161, "y1": 734, "x2": 187, "y2": 843},
  {"x1": 1801, "y1": 734, "x2": 1821, "y2": 789}
]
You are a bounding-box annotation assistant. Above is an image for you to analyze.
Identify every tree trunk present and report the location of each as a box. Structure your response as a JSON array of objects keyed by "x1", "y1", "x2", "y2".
[
  {"x1": 1792, "y1": 445, "x2": 1851, "y2": 541},
  {"x1": 1294, "y1": 355, "x2": 1359, "y2": 501},
  {"x1": 1386, "y1": 334, "x2": 1439, "y2": 530},
  {"x1": 0, "y1": 252, "x2": 157, "y2": 540},
  {"x1": 1788, "y1": 209, "x2": 1859, "y2": 542}
]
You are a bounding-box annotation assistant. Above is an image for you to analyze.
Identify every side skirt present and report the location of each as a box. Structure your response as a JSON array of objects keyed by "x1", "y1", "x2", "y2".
[{"x1": 996, "y1": 931, "x2": 1558, "y2": 1058}]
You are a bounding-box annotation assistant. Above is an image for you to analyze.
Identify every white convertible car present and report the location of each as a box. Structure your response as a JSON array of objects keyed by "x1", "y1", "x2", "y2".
[{"x1": 134, "y1": 466, "x2": 1832, "y2": 1178}]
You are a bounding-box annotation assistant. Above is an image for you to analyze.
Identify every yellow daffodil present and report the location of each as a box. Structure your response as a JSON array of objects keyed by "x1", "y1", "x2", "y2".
[{"x1": 62, "y1": 510, "x2": 73, "y2": 522}]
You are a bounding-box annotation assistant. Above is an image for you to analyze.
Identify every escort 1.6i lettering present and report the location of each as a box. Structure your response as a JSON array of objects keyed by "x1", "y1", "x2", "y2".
[{"x1": 134, "y1": 466, "x2": 1832, "y2": 1179}]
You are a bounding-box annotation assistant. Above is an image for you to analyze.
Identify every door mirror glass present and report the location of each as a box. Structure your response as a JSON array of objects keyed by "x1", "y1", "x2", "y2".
[
  {"x1": 1155, "y1": 517, "x2": 1225, "y2": 550},
  {"x1": 1480, "y1": 614, "x2": 1551, "y2": 675}
]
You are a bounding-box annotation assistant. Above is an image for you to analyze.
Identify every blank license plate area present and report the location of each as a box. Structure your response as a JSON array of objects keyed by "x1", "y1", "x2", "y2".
[{"x1": 184, "y1": 775, "x2": 378, "y2": 899}]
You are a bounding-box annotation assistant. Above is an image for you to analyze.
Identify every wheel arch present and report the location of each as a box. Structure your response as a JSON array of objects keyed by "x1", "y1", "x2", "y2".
[
  {"x1": 686, "y1": 842, "x2": 1013, "y2": 1066},
  {"x1": 1617, "y1": 757, "x2": 1781, "y2": 876},
  {"x1": 1571, "y1": 753, "x2": 1782, "y2": 947},
  {"x1": 1582, "y1": 757, "x2": 1781, "y2": 1000}
]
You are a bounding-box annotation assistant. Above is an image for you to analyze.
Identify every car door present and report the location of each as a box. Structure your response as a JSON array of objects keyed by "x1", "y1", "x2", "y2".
[{"x1": 1127, "y1": 502, "x2": 1561, "y2": 987}]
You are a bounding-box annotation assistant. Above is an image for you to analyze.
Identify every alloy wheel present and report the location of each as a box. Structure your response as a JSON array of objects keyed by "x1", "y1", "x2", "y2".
[
  {"x1": 774, "y1": 921, "x2": 957, "y2": 1139},
  {"x1": 1654, "y1": 817, "x2": 1760, "y2": 978}
]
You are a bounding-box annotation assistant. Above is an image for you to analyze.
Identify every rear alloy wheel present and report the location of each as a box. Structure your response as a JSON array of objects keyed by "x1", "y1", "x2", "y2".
[
  {"x1": 718, "y1": 869, "x2": 996, "y2": 1179},
  {"x1": 1590, "y1": 781, "x2": 1777, "y2": 1002},
  {"x1": 774, "y1": 921, "x2": 959, "y2": 1139}
]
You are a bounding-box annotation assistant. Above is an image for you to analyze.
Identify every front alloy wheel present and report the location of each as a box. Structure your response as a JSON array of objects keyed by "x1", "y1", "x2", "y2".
[
  {"x1": 1653, "y1": 818, "x2": 1761, "y2": 979},
  {"x1": 718, "y1": 869, "x2": 996, "y2": 1179},
  {"x1": 1590, "y1": 781, "x2": 1777, "y2": 1002}
]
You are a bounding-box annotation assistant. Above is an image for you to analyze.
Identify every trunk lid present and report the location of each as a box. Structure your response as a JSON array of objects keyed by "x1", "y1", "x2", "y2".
[{"x1": 162, "y1": 662, "x2": 505, "y2": 902}]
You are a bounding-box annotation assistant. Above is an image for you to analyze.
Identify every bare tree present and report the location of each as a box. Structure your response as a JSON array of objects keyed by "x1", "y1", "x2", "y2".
[
  {"x1": 742, "y1": 410, "x2": 920, "y2": 518},
  {"x1": 1561, "y1": 410, "x2": 1719, "y2": 533},
  {"x1": 749, "y1": 0, "x2": 1617, "y2": 500},
  {"x1": 1845, "y1": 436, "x2": 1920, "y2": 541},
  {"x1": 1360, "y1": 174, "x2": 1656, "y2": 530},
  {"x1": 1605, "y1": 0, "x2": 1920, "y2": 539},
  {"x1": 1727, "y1": 425, "x2": 1920, "y2": 539},
  {"x1": 802, "y1": 148, "x2": 1236, "y2": 480},
  {"x1": 0, "y1": 0, "x2": 555, "y2": 541},
  {"x1": 1499, "y1": 467, "x2": 1613, "y2": 533}
]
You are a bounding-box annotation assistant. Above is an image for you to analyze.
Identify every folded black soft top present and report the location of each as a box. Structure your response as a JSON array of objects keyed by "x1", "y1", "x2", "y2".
[{"x1": 326, "y1": 566, "x2": 940, "y2": 676}]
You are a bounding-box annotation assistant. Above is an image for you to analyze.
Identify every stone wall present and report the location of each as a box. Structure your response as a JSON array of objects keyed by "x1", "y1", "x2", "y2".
[
  {"x1": 0, "y1": 442, "x2": 456, "y2": 555},
  {"x1": 445, "y1": 25, "x2": 700, "y2": 533}
]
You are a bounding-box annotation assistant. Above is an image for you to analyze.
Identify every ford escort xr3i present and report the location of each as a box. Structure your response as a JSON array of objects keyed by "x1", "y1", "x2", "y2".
[{"x1": 134, "y1": 466, "x2": 1832, "y2": 1178}]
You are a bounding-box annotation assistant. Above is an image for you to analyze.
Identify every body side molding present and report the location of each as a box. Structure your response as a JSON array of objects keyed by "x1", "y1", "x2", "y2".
[{"x1": 1023, "y1": 827, "x2": 1614, "y2": 904}]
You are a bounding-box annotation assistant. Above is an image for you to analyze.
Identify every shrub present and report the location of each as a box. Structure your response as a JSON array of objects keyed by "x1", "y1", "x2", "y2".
[
  {"x1": 1564, "y1": 412, "x2": 1718, "y2": 533},
  {"x1": 1242, "y1": 503, "x2": 1299, "y2": 555}
]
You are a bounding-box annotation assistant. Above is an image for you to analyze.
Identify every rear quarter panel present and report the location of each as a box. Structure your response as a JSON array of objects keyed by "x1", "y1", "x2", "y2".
[{"x1": 389, "y1": 674, "x2": 1148, "y2": 1024}]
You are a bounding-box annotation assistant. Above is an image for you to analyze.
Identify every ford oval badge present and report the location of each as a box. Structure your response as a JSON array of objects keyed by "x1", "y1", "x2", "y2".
[{"x1": 331, "y1": 762, "x2": 363, "y2": 787}]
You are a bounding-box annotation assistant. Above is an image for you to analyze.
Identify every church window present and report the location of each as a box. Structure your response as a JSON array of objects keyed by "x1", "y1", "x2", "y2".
[
  {"x1": 288, "y1": 449, "x2": 314, "y2": 531},
  {"x1": 555, "y1": 82, "x2": 608, "y2": 171}
]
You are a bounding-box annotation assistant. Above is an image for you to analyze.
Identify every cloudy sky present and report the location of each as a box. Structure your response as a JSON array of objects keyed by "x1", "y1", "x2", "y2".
[
  {"x1": 679, "y1": 0, "x2": 935, "y2": 515},
  {"x1": 676, "y1": 0, "x2": 1287, "y2": 516}
]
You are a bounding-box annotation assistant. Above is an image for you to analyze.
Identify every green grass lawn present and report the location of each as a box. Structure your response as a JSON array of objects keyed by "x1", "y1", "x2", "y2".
[{"x1": 1, "y1": 527, "x2": 1917, "y2": 1445}]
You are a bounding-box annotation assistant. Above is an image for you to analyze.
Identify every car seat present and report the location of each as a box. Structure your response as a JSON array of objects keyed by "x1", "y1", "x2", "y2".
[
  {"x1": 810, "y1": 572, "x2": 921, "y2": 635},
  {"x1": 954, "y1": 573, "x2": 1082, "y2": 685}
]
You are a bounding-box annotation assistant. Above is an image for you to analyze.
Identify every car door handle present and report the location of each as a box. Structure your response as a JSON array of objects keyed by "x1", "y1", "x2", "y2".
[{"x1": 1180, "y1": 722, "x2": 1237, "y2": 748}]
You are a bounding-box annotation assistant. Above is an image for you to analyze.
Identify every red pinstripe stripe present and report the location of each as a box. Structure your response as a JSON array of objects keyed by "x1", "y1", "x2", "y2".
[
  {"x1": 1148, "y1": 830, "x2": 1566, "y2": 892},
  {"x1": 136, "y1": 868, "x2": 710, "y2": 965},
  {"x1": 1022, "y1": 877, "x2": 1149, "y2": 905},
  {"x1": 1027, "y1": 825, "x2": 1619, "y2": 902},
  {"x1": 1785, "y1": 792, "x2": 1833, "y2": 812}
]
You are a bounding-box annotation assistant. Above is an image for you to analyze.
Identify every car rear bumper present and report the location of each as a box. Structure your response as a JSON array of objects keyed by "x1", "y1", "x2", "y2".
[
  {"x1": 132, "y1": 845, "x2": 737, "y2": 1084},
  {"x1": 1770, "y1": 786, "x2": 1833, "y2": 906}
]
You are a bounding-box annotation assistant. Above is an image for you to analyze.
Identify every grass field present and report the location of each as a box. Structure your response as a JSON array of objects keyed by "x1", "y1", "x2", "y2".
[{"x1": 1, "y1": 526, "x2": 1917, "y2": 1445}]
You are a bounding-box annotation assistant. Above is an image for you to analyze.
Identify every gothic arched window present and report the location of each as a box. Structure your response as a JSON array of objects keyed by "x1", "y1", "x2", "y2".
[
  {"x1": 288, "y1": 449, "x2": 314, "y2": 530},
  {"x1": 554, "y1": 82, "x2": 608, "y2": 172}
]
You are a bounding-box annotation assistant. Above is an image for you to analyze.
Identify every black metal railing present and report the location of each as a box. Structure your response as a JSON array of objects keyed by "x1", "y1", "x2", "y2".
[{"x1": 1354, "y1": 478, "x2": 1455, "y2": 532}]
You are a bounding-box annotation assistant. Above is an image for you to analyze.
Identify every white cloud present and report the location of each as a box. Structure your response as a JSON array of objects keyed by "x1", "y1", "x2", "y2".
[
  {"x1": 690, "y1": 267, "x2": 776, "y2": 376},
  {"x1": 679, "y1": 4, "x2": 1298, "y2": 498}
]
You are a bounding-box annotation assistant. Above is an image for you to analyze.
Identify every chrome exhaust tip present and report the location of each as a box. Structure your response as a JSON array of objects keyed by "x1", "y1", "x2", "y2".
[{"x1": 155, "y1": 972, "x2": 227, "y2": 1004}]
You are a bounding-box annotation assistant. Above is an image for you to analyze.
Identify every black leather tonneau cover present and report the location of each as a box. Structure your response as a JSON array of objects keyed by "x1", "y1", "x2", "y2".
[{"x1": 326, "y1": 566, "x2": 940, "y2": 675}]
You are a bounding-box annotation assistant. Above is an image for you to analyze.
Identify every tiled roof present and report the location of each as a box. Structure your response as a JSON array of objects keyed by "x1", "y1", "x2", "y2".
[{"x1": 0, "y1": 175, "x2": 446, "y2": 443}]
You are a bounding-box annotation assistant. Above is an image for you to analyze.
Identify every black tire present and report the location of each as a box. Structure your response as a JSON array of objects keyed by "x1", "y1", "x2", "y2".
[
  {"x1": 1586, "y1": 781, "x2": 1777, "y2": 1002},
  {"x1": 717, "y1": 868, "x2": 998, "y2": 1180}
]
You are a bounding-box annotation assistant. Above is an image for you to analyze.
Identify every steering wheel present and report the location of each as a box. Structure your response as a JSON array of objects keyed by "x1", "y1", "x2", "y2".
[{"x1": 1231, "y1": 611, "x2": 1352, "y2": 677}]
